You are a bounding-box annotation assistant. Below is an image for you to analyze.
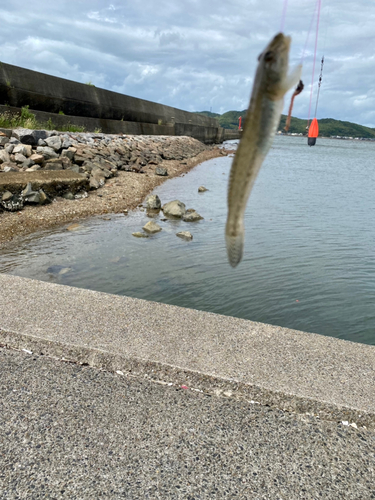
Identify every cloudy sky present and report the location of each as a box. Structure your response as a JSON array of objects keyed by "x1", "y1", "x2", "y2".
[{"x1": 0, "y1": 0, "x2": 374, "y2": 126}]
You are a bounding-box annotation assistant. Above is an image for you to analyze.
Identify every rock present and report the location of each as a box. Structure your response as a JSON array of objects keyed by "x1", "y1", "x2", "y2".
[
  {"x1": 25, "y1": 165, "x2": 41, "y2": 171},
  {"x1": 0, "y1": 128, "x2": 12, "y2": 138},
  {"x1": 66, "y1": 223, "x2": 82, "y2": 231},
  {"x1": 132, "y1": 232, "x2": 149, "y2": 238},
  {"x1": 0, "y1": 150, "x2": 10, "y2": 164},
  {"x1": 25, "y1": 191, "x2": 42, "y2": 204},
  {"x1": 45, "y1": 136, "x2": 62, "y2": 151},
  {"x1": 62, "y1": 192, "x2": 75, "y2": 200},
  {"x1": 44, "y1": 159, "x2": 63, "y2": 170},
  {"x1": 74, "y1": 191, "x2": 88, "y2": 199},
  {"x1": 176, "y1": 231, "x2": 193, "y2": 240},
  {"x1": 61, "y1": 148, "x2": 75, "y2": 160},
  {"x1": 155, "y1": 167, "x2": 168, "y2": 176},
  {"x1": 21, "y1": 159, "x2": 35, "y2": 169},
  {"x1": 36, "y1": 146, "x2": 59, "y2": 160},
  {"x1": 68, "y1": 165, "x2": 80, "y2": 174},
  {"x1": 146, "y1": 194, "x2": 161, "y2": 210},
  {"x1": 142, "y1": 220, "x2": 162, "y2": 234},
  {"x1": 2, "y1": 164, "x2": 19, "y2": 172},
  {"x1": 61, "y1": 137, "x2": 73, "y2": 149},
  {"x1": 13, "y1": 128, "x2": 49, "y2": 145},
  {"x1": 2, "y1": 191, "x2": 13, "y2": 202},
  {"x1": 14, "y1": 153, "x2": 27, "y2": 164},
  {"x1": 89, "y1": 176, "x2": 102, "y2": 189},
  {"x1": 5, "y1": 144, "x2": 14, "y2": 154},
  {"x1": 183, "y1": 211, "x2": 204, "y2": 222},
  {"x1": 22, "y1": 182, "x2": 34, "y2": 198},
  {"x1": 29, "y1": 153, "x2": 44, "y2": 164},
  {"x1": 12, "y1": 144, "x2": 28, "y2": 156},
  {"x1": 162, "y1": 200, "x2": 186, "y2": 218},
  {"x1": 198, "y1": 186, "x2": 208, "y2": 192},
  {"x1": 0, "y1": 137, "x2": 10, "y2": 146},
  {"x1": 1, "y1": 194, "x2": 24, "y2": 211}
]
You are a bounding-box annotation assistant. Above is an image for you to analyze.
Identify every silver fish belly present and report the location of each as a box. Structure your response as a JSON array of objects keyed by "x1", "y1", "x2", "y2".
[{"x1": 225, "y1": 33, "x2": 302, "y2": 267}]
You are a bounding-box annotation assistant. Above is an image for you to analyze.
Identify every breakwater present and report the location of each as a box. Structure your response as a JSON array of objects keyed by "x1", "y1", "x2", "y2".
[{"x1": 0, "y1": 62, "x2": 240, "y2": 143}]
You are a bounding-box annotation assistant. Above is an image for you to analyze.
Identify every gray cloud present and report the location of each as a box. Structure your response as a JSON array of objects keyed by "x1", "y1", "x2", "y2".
[{"x1": 0, "y1": 0, "x2": 374, "y2": 125}]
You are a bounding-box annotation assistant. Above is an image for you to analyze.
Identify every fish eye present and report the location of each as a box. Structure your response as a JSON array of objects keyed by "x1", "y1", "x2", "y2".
[{"x1": 264, "y1": 51, "x2": 274, "y2": 62}]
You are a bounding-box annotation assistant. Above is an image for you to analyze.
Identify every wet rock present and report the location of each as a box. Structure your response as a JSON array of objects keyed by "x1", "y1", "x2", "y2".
[
  {"x1": 66, "y1": 223, "x2": 82, "y2": 231},
  {"x1": 132, "y1": 232, "x2": 149, "y2": 238},
  {"x1": 176, "y1": 231, "x2": 193, "y2": 240},
  {"x1": 146, "y1": 194, "x2": 161, "y2": 210},
  {"x1": 155, "y1": 167, "x2": 168, "y2": 176},
  {"x1": 143, "y1": 220, "x2": 162, "y2": 234},
  {"x1": 198, "y1": 186, "x2": 208, "y2": 192},
  {"x1": 183, "y1": 211, "x2": 204, "y2": 222},
  {"x1": 162, "y1": 200, "x2": 186, "y2": 218}
]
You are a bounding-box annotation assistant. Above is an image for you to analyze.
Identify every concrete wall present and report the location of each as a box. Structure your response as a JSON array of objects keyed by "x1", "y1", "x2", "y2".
[{"x1": 0, "y1": 62, "x2": 233, "y2": 143}]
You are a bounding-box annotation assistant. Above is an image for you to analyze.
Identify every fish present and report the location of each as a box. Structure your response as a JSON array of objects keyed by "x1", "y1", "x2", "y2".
[{"x1": 225, "y1": 33, "x2": 302, "y2": 267}]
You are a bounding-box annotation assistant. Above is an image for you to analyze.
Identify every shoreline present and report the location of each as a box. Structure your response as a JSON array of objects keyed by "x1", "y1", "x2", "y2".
[{"x1": 0, "y1": 138, "x2": 229, "y2": 248}]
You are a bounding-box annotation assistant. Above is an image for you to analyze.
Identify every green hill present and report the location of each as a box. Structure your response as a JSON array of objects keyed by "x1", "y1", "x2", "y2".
[{"x1": 195, "y1": 111, "x2": 375, "y2": 139}]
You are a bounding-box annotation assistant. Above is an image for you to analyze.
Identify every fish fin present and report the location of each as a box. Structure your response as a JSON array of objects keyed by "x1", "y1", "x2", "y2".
[
  {"x1": 282, "y1": 64, "x2": 302, "y2": 93},
  {"x1": 226, "y1": 232, "x2": 244, "y2": 268}
]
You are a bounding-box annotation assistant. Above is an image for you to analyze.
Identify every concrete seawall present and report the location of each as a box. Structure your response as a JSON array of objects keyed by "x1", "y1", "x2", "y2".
[
  {"x1": 1, "y1": 273, "x2": 374, "y2": 428},
  {"x1": 0, "y1": 63, "x2": 240, "y2": 143}
]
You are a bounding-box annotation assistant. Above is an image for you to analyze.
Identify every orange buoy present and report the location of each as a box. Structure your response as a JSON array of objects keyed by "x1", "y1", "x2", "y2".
[{"x1": 308, "y1": 118, "x2": 319, "y2": 146}]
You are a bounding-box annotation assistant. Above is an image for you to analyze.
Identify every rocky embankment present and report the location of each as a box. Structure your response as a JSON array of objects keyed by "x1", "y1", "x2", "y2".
[{"x1": 0, "y1": 128, "x2": 228, "y2": 245}]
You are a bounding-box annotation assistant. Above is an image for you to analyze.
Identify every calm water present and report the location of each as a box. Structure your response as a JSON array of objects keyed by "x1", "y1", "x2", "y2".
[{"x1": 1, "y1": 135, "x2": 375, "y2": 345}]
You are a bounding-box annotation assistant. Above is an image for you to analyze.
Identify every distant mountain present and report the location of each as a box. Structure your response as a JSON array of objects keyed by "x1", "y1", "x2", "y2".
[{"x1": 195, "y1": 111, "x2": 375, "y2": 139}]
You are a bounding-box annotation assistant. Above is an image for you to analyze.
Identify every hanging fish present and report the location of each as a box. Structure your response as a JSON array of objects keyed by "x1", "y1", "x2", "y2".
[{"x1": 226, "y1": 33, "x2": 302, "y2": 267}]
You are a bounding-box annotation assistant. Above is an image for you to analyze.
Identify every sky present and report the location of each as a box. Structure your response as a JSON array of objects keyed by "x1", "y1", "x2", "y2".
[{"x1": 0, "y1": 0, "x2": 374, "y2": 126}]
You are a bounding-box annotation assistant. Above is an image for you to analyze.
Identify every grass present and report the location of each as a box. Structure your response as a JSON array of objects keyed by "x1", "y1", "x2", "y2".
[{"x1": 0, "y1": 105, "x2": 86, "y2": 133}]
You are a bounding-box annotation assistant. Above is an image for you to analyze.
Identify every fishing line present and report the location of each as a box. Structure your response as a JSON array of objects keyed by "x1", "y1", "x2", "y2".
[
  {"x1": 300, "y1": 0, "x2": 318, "y2": 64},
  {"x1": 280, "y1": 0, "x2": 289, "y2": 32},
  {"x1": 307, "y1": 0, "x2": 322, "y2": 126}
]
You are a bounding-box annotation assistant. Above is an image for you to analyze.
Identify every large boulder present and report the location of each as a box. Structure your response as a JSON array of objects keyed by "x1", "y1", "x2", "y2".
[{"x1": 162, "y1": 200, "x2": 186, "y2": 218}]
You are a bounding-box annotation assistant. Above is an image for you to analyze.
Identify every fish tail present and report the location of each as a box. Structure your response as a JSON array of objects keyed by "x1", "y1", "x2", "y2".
[{"x1": 225, "y1": 231, "x2": 245, "y2": 268}]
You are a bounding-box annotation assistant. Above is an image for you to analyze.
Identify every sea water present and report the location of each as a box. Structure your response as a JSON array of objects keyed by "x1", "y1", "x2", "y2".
[{"x1": 1, "y1": 135, "x2": 375, "y2": 345}]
